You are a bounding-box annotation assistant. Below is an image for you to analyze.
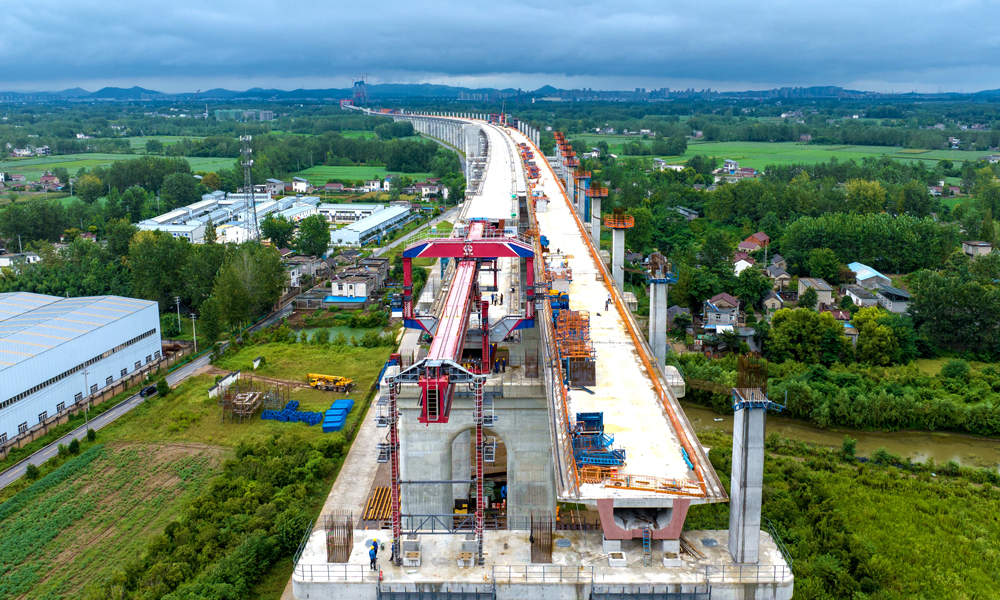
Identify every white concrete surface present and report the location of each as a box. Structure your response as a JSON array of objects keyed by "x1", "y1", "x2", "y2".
[{"x1": 522, "y1": 136, "x2": 693, "y2": 498}]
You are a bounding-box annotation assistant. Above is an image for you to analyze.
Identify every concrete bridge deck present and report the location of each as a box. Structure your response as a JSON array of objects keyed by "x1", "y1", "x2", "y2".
[{"x1": 507, "y1": 127, "x2": 726, "y2": 505}]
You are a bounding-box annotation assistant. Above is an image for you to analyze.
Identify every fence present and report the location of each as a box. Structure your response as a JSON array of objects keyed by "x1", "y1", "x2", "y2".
[
  {"x1": 291, "y1": 563, "x2": 376, "y2": 583},
  {"x1": 682, "y1": 515, "x2": 794, "y2": 581},
  {"x1": 491, "y1": 565, "x2": 593, "y2": 584},
  {"x1": 591, "y1": 586, "x2": 709, "y2": 600},
  {"x1": 0, "y1": 346, "x2": 192, "y2": 460}
]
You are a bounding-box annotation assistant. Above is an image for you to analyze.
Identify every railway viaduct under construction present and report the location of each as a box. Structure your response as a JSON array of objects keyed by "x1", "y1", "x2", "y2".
[{"x1": 291, "y1": 109, "x2": 793, "y2": 600}]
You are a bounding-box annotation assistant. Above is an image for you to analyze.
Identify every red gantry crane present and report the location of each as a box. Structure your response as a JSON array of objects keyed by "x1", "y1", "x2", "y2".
[{"x1": 382, "y1": 219, "x2": 535, "y2": 566}]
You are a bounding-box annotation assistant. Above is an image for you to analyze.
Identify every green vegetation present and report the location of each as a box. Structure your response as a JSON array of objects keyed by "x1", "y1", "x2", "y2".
[
  {"x1": 571, "y1": 138, "x2": 999, "y2": 169},
  {"x1": 0, "y1": 444, "x2": 220, "y2": 600},
  {"x1": 680, "y1": 353, "x2": 1000, "y2": 436},
  {"x1": 690, "y1": 429, "x2": 1000, "y2": 599},
  {"x1": 0, "y1": 154, "x2": 233, "y2": 181},
  {"x1": 294, "y1": 164, "x2": 432, "y2": 184}
]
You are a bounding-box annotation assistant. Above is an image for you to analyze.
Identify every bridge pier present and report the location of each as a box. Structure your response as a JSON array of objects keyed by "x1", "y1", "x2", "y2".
[
  {"x1": 649, "y1": 273, "x2": 669, "y2": 369},
  {"x1": 591, "y1": 196, "x2": 601, "y2": 248},
  {"x1": 612, "y1": 227, "x2": 625, "y2": 290}
]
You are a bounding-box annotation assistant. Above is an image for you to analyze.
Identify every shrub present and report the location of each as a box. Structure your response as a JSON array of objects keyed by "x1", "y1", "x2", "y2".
[
  {"x1": 57, "y1": 444, "x2": 69, "y2": 458},
  {"x1": 156, "y1": 379, "x2": 170, "y2": 396},
  {"x1": 841, "y1": 435, "x2": 857, "y2": 460},
  {"x1": 941, "y1": 359, "x2": 970, "y2": 381},
  {"x1": 68, "y1": 438, "x2": 81, "y2": 454},
  {"x1": 86, "y1": 428, "x2": 96, "y2": 442},
  {"x1": 25, "y1": 464, "x2": 40, "y2": 480}
]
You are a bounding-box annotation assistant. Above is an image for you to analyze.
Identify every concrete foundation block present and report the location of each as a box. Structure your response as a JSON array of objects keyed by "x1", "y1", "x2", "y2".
[
  {"x1": 457, "y1": 552, "x2": 475, "y2": 568},
  {"x1": 662, "y1": 552, "x2": 683, "y2": 567},
  {"x1": 602, "y1": 537, "x2": 622, "y2": 553},
  {"x1": 403, "y1": 534, "x2": 420, "y2": 553},
  {"x1": 608, "y1": 551, "x2": 627, "y2": 568},
  {"x1": 403, "y1": 551, "x2": 421, "y2": 567},
  {"x1": 661, "y1": 539, "x2": 680, "y2": 554}
]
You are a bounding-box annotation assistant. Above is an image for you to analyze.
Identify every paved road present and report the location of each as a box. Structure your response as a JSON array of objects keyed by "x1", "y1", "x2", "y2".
[{"x1": 0, "y1": 302, "x2": 294, "y2": 491}]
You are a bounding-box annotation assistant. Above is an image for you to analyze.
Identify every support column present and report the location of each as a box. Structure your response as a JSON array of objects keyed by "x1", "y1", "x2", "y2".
[
  {"x1": 729, "y1": 406, "x2": 765, "y2": 563},
  {"x1": 452, "y1": 430, "x2": 471, "y2": 500},
  {"x1": 591, "y1": 196, "x2": 602, "y2": 248},
  {"x1": 611, "y1": 228, "x2": 625, "y2": 290},
  {"x1": 566, "y1": 172, "x2": 575, "y2": 211},
  {"x1": 649, "y1": 276, "x2": 669, "y2": 369}
]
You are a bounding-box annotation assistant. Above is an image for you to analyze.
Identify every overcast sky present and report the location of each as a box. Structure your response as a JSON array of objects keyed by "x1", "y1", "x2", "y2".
[{"x1": 3, "y1": 0, "x2": 1000, "y2": 94}]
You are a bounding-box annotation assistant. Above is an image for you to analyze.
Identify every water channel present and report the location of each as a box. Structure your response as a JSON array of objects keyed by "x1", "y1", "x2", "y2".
[{"x1": 681, "y1": 401, "x2": 1000, "y2": 470}]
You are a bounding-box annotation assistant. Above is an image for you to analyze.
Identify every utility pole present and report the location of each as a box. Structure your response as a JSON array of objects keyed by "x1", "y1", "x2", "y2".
[
  {"x1": 18, "y1": 234, "x2": 22, "y2": 253},
  {"x1": 175, "y1": 296, "x2": 182, "y2": 334},
  {"x1": 191, "y1": 313, "x2": 198, "y2": 354},
  {"x1": 82, "y1": 368, "x2": 91, "y2": 431}
]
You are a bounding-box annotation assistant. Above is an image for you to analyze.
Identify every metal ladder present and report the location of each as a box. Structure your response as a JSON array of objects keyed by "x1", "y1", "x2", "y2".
[{"x1": 643, "y1": 528, "x2": 652, "y2": 567}]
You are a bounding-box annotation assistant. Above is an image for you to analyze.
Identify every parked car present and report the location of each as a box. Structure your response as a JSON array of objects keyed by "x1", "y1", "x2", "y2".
[{"x1": 139, "y1": 385, "x2": 157, "y2": 398}]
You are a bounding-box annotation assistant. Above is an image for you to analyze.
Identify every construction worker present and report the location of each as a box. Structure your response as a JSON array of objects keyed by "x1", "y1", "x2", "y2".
[
  {"x1": 501, "y1": 357, "x2": 506, "y2": 373},
  {"x1": 369, "y1": 543, "x2": 378, "y2": 570},
  {"x1": 500, "y1": 293, "x2": 504, "y2": 305}
]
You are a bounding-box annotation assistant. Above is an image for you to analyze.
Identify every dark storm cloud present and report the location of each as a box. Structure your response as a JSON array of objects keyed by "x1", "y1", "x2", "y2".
[{"x1": 2, "y1": 0, "x2": 999, "y2": 91}]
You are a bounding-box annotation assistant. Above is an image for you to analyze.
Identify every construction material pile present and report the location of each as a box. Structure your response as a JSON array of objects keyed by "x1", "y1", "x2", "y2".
[
  {"x1": 323, "y1": 398, "x2": 356, "y2": 432},
  {"x1": 261, "y1": 400, "x2": 324, "y2": 426}
]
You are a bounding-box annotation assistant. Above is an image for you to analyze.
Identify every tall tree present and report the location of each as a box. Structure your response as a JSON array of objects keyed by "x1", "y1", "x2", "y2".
[
  {"x1": 260, "y1": 214, "x2": 295, "y2": 249},
  {"x1": 212, "y1": 243, "x2": 287, "y2": 328},
  {"x1": 294, "y1": 214, "x2": 330, "y2": 257},
  {"x1": 160, "y1": 172, "x2": 199, "y2": 211}
]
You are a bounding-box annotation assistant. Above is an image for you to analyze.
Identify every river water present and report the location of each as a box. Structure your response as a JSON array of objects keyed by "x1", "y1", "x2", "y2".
[{"x1": 681, "y1": 401, "x2": 1000, "y2": 470}]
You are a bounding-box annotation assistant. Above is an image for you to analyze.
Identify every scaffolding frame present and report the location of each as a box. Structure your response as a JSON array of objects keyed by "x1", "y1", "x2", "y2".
[{"x1": 219, "y1": 376, "x2": 290, "y2": 424}]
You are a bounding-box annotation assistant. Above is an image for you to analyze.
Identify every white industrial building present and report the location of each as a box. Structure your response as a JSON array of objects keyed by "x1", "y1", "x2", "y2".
[
  {"x1": 137, "y1": 191, "x2": 324, "y2": 244},
  {"x1": 0, "y1": 293, "x2": 162, "y2": 448},
  {"x1": 330, "y1": 205, "x2": 410, "y2": 246},
  {"x1": 317, "y1": 203, "x2": 384, "y2": 223}
]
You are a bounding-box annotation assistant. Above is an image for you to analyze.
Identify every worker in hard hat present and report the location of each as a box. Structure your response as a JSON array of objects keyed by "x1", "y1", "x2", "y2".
[{"x1": 369, "y1": 542, "x2": 378, "y2": 570}]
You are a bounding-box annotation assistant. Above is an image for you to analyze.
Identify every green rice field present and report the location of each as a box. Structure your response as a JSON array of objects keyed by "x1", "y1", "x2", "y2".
[
  {"x1": 569, "y1": 136, "x2": 997, "y2": 170},
  {"x1": 0, "y1": 154, "x2": 235, "y2": 181},
  {"x1": 293, "y1": 165, "x2": 432, "y2": 185}
]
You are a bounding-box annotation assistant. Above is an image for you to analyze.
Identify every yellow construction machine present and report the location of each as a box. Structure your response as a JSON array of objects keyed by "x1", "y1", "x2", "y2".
[{"x1": 307, "y1": 373, "x2": 355, "y2": 392}]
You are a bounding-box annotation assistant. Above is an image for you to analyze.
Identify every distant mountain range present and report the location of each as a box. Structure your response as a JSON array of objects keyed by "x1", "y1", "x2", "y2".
[{"x1": 2, "y1": 83, "x2": 1000, "y2": 102}]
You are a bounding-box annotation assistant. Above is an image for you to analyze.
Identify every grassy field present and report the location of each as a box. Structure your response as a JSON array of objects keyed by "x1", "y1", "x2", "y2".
[
  {"x1": 0, "y1": 340, "x2": 392, "y2": 599},
  {"x1": 0, "y1": 443, "x2": 221, "y2": 599},
  {"x1": 0, "y1": 154, "x2": 235, "y2": 180},
  {"x1": 569, "y1": 136, "x2": 997, "y2": 170},
  {"x1": 293, "y1": 165, "x2": 433, "y2": 185},
  {"x1": 127, "y1": 135, "x2": 205, "y2": 150}
]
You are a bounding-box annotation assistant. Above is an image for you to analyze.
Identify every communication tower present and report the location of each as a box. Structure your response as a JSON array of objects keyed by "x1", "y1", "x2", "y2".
[{"x1": 240, "y1": 135, "x2": 259, "y2": 242}]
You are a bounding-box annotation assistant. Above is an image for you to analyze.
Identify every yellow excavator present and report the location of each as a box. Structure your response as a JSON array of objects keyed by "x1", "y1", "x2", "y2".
[{"x1": 307, "y1": 373, "x2": 355, "y2": 392}]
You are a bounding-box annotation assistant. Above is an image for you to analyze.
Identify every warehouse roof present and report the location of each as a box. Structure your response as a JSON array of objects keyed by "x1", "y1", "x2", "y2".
[
  {"x1": 0, "y1": 293, "x2": 156, "y2": 371},
  {"x1": 344, "y1": 205, "x2": 409, "y2": 233}
]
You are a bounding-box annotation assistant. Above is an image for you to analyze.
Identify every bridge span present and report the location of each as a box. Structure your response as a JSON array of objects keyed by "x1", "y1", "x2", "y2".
[{"x1": 291, "y1": 108, "x2": 792, "y2": 600}]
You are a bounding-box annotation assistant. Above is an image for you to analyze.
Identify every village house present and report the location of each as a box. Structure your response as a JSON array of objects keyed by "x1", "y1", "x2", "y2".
[
  {"x1": 770, "y1": 254, "x2": 787, "y2": 270},
  {"x1": 848, "y1": 262, "x2": 891, "y2": 290},
  {"x1": 762, "y1": 290, "x2": 784, "y2": 314},
  {"x1": 876, "y1": 284, "x2": 911, "y2": 314},
  {"x1": 841, "y1": 284, "x2": 878, "y2": 308},
  {"x1": 703, "y1": 292, "x2": 741, "y2": 331},
  {"x1": 765, "y1": 264, "x2": 791, "y2": 288},
  {"x1": 733, "y1": 252, "x2": 756, "y2": 275},
  {"x1": 798, "y1": 277, "x2": 835, "y2": 306},
  {"x1": 325, "y1": 182, "x2": 345, "y2": 191},
  {"x1": 962, "y1": 241, "x2": 993, "y2": 258},
  {"x1": 266, "y1": 179, "x2": 285, "y2": 196},
  {"x1": 737, "y1": 231, "x2": 770, "y2": 252}
]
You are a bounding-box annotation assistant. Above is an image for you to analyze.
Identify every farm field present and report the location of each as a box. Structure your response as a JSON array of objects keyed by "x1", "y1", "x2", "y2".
[
  {"x1": 568, "y1": 136, "x2": 997, "y2": 169},
  {"x1": 0, "y1": 443, "x2": 221, "y2": 600},
  {"x1": 293, "y1": 165, "x2": 432, "y2": 185},
  {"x1": 0, "y1": 154, "x2": 235, "y2": 181}
]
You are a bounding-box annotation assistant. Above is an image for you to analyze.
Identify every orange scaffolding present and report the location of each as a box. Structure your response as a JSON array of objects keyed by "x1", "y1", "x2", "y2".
[{"x1": 603, "y1": 214, "x2": 635, "y2": 229}]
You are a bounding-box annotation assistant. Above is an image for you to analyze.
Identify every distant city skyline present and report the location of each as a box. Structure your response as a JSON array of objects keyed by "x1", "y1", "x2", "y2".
[{"x1": 4, "y1": 0, "x2": 1000, "y2": 95}]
